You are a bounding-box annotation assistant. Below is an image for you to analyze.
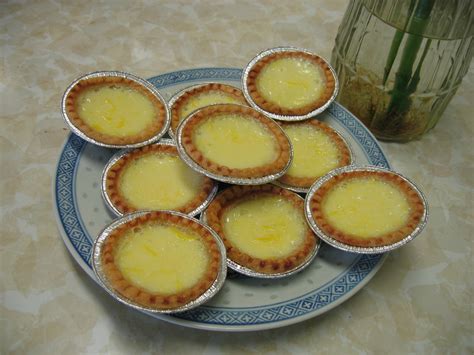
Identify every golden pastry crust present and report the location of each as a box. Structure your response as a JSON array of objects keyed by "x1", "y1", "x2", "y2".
[
  {"x1": 205, "y1": 184, "x2": 318, "y2": 274},
  {"x1": 105, "y1": 144, "x2": 215, "y2": 214},
  {"x1": 278, "y1": 120, "x2": 351, "y2": 188},
  {"x1": 64, "y1": 75, "x2": 167, "y2": 145},
  {"x1": 101, "y1": 211, "x2": 221, "y2": 310},
  {"x1": 180, "y1": 104, "x2": 291, "y2": 178},
  {"x1": 246, "y1": 51, "x2": 336, "y2": 116},
  {"x1": 309, "y1": 170, "x2": 425, "y2": 247},
  {"x1": 170, "y1": 83, "x2": 247, "y2": 135}
]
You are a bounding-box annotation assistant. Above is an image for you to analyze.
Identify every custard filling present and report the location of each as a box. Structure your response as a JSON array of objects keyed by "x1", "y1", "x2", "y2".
[
  {"x1": 321, "y1": 178, "x2": 411, "y2": 238},
  {"x1": 222, "y1": 195, "x2": 306, "y2": 259},
  {"x1": 283, "y1": 124, "x2": 341, "y2": 178},
  {"x1": 119, "y1": 153, "x2": 205, "y2": 210},
  {"x1": 179, "y1": 92, "x2": 243, "y2": 122},
  {"x1": 193, "y1": 114, "x2": 278, "y2": 169},
  {"x1": 256, "y1": 57, "x2": 325, "y2": 109},
  {"x1": 77, "y1": 85, "x2": 155, "y2": 137},
  {"x1": 115, "y1": 223, "x2": 209, "y2": 294}
]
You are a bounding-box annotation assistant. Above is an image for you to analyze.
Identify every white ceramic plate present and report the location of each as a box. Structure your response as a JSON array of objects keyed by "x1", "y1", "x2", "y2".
[{"x1": 54, "y1": 68, "x2": 390, "y2": 332}]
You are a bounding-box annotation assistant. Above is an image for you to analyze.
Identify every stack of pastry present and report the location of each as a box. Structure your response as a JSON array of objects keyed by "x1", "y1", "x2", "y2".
[{"x1": 60, "y1": 47, "x2": 427, "y2": 313}]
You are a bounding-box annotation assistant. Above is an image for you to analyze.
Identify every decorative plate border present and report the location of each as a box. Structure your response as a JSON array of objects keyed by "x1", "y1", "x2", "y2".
[
  {"x1": 55, "y1": 68, "x2": 389, "y2": 330},
  {"x1": 174, "y1": 252, "x2": 382, "y2": 325}
]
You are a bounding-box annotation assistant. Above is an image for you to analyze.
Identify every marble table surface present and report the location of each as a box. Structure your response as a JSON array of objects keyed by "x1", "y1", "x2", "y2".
[{"x1": 1, "y1": 1, "x2": 472, "y2": 354}]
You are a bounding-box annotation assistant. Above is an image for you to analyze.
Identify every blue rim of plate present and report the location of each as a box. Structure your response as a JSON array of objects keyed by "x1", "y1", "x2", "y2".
[{"x1": 54, "y1": 67, "x2": 390, "y2": 331}]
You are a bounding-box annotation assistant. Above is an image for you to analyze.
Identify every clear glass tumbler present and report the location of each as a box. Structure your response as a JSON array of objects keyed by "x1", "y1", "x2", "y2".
[{"x1": 331, "y1": 0, "x2": 473, "y2": 141}]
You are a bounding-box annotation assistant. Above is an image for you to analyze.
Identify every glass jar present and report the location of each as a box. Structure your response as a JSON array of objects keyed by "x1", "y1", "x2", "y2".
[{"x1": 331, "y1": 0, "x2": 473, "y2": 141}]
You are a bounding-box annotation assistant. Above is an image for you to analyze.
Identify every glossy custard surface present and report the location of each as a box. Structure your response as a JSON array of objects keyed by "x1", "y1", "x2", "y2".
[
  {"x1": 222, "y1": 195, "x2": 306, "y2": 259},
  {"x1": 77, "y1": 85, "x2": 155, "y2": 137},
  {"x1": 119, "y1": 153, "x2": 205, "y2": 210},
  {"x1": 179, "y1": 92, "x2": 242, "y2": 122},
  {"x1": 322, "y1": 178, "x2": 411, "y2": 238},
  {"x1": 193, "y1": 114, "x2": 278, "y2": 169},
  {"x1": 256, "y1": 57, "x2": 325, "y2": 109},
  {"x1": 283, "y1": 124, "x2": 340, "y2": 178},
  {"x1": 115, "y1": 223, "x2": 209, "y2": 294}
]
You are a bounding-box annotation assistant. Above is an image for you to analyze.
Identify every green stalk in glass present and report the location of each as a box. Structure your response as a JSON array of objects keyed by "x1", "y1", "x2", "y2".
[{"x1": 374, "y1": 0, "x2": 435, "y2": 134}]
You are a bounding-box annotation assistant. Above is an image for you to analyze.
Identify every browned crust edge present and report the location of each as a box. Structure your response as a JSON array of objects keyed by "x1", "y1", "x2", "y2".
[
  {"x1": 181, "y1": 104, "x2": 291, "y2": 178},
  {"x1": 65, "y1": 76, "x2": 167, "y2": 145},
  {"x1": 105, "y1": 144, "x2": 215, "y2": 214},
  {"x1": 205, "y1": 184, "x2": 319, "y2": 274},
  {"x1": 170, "y1": 83, "x2": 248, "y2": 135},
  {"x1": 101, "y1": 211, "x2": 221, "y2": 310},
  {"x1": 246, "y1": 51, "x2": 336, "y2": 116},
  {"x1": 277, "y1": 120, "x2": 352, "y2": 188},
  {"x1": 309, "y1": 171, "x2": 425, "y2": 247}
]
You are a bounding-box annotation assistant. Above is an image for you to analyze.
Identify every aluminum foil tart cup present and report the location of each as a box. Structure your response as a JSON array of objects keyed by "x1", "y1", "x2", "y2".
[
  {"x1": 92, "y1": 210, "x2": 227, "y2": 314},
  {"x1": 304, "y1": 165, "x2": 429, "y2": 254},
  {"x1": 61, "y1": 71, "x2": 170, "y2": 149},
  {"x1": 201, "y1": 212, "x2": 320, "y2": 279},
  {"x1": 242, "y1": 47, "x2": 339, "y2": 121},
  {"x1": 175, "y1": 104, "x2": 293, "y2": 185},
  {"x1": 101, "y1": 139, "x2": 218, "y2": 217},
  {"x1": 272, "y1": 180, "x2": 310, "y2": 195},
  {"x1": 273, "y1": 124, "x2": 354, "y2": 194},
  {"x1": 201, "y1": 187, "x2": 321, "y2": 279},
  {"x1": 167, "y1": 82, "x2": 247, "y2": 140}
]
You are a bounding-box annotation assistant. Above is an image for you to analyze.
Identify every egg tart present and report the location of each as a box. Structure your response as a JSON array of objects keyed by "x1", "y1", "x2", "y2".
[
  {"x1": 244, "y1": 47, "x2": 336, "y2": 118},
  {"x1": 204, "y1": 184, "x2": 319, "y2": 276},
  {"x1": 103, "y1": 141, "x2": 216, "y2": 216},
  {"x1": 62, "y1": 71, "x2": 169, "y2": 147},
  {"x1": 306, "y1": 167, "x2": 427, "y2": 252},
  {"x1": 94, "y1": 211, "x2": 225, "y2": 312},
  {"x1": 277, "y1": 120, "x2": 351, "y2": 190},
  {"x1": 177, "y1": 104, "x2": 291, "y2": 183},
  {"x1": 169, "y1": 83, "x2": 248, "y2": 137}
]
